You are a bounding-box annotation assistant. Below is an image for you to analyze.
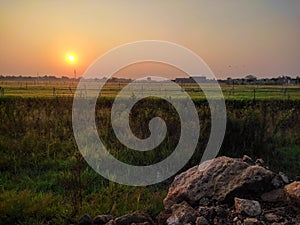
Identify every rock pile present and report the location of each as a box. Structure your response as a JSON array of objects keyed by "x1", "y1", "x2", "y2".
[{"x1": 78, "y1": 156, "x2": 300, "y2": 225}]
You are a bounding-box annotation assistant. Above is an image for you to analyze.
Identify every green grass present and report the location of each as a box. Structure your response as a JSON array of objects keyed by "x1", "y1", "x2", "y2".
[{"x1": 0, "y1": 91, "x2": 299, "y2": 224}]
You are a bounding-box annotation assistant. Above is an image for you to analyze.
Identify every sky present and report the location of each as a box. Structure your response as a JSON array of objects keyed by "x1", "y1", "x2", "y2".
[{"x1": 1, "y1": 0, "x2": 300, "y2": 79}]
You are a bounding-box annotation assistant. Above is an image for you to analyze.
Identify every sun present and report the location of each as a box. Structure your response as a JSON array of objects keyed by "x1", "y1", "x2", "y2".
[
  {"x1": 66, "y1": 53, "x2": 76, "y2": 64},
  {"x1": 68, "y1": 55, "x2": 75, "y2": 61}
]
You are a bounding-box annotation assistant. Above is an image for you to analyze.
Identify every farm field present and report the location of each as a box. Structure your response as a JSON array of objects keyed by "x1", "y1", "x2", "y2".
[
  {"x1": 0, "y1": 83, "x2": 300, "y2": 224},
  {"x1": 0, "y1": 80, "x2": 300, "y2": 100}
]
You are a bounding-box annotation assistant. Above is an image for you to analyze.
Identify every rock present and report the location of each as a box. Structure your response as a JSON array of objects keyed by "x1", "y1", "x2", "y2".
[
  {"x1": 234, "y1": 198, "x2": 261, "y2": 217},
  {"x1": 195, "y1": 216, "x2": 209, "y2": 225},
  {"x1": 261, "y1": 189, "x2": 286, "y2": 202},
  {"x1": 79, "y1": 214, "x2": 93, "y2": 225},
  {"x1": 105, "y1": 220, "x2": 116, "y2": 225},
  {"x1": 197, "y1": 206, "x2": 216, "y2": 222},
  {"x1": 279, "y1": 172, "x2": 289, "y2": 184},
  {"x1": 242, "y1": 155, "x2": 255, "y2": 165},
  {"x1": 166, "y1": 201, "x2": 199, "y2": 225},
  {"x1": 163, "y1": 156, "x2": 275, "y2": 208},
  {"x1": 255, "y1": 159, "x2": 265, "y2": 167},
  {"x1": 264, "y1": 213, "x2": 279, "y2": 222},
  {"x1": 197, "y1": 205, "x2": 229, "y2": 224},
  {"x1": 156, "y1": 209, "x2": 172, "y2": 225},
  {"x1": 271, "y1": 175, "x2": 285, "y2": 189},
  {"x1": 114, "y1": 211, "x2": 154, "y2": 225},
  {"x1": 243, "y1": 218, "x2": 260, "y2": 225},
  {"x1": 284, "y1": 181, "x2": 300, "y2": 208},
  {"x1": 131, "y1": 223, "x2": 151, "y2": 225},
  {"x1": 93, "y1": 215, "x2": 114, "y2": 225}
]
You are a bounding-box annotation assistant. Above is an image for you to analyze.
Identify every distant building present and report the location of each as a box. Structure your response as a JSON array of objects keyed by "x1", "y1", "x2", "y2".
[{"x1": 174, "y1": 76, "x2": 207, "y2": 83}]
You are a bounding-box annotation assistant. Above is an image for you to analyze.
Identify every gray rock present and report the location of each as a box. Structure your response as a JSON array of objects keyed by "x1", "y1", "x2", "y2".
[
  {"x1": 79, "y1": 214, "x2": 93, "y2": 225},
  {"x1": 279, "y1": 172, "x2": 289, "y2": 184},
  {"x1": 93, "y1": 215, "x2": 114, "y2": 225},
  {"x1": 164, "y1": 156, "x2": 275, "y2": 208},
  {"x1": 234, "y1": 198, "x2": 261, "y2": 217},
  {"x1": 242, "y1": 155, "x2": 255, "y2": 165},
  {"x1": 271, "y1": 175, "x2": 285, "y2": 189},
  {"x1": 114, "y1": 211, "x2": 154, "y2": 225}
]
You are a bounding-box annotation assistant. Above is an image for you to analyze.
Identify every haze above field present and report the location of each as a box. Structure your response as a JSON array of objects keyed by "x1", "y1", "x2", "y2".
[{"x1": 1, "y1": 1, "x2": 300, "y2": 79}]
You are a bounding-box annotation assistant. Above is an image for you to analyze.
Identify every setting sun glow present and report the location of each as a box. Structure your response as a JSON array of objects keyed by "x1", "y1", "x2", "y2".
[
  {"x1": 68, "y1": 55, "x2": 74, "y2": 61},
  {"x1": 66, "y1": 54, "x2": 76, "y2": 64}
]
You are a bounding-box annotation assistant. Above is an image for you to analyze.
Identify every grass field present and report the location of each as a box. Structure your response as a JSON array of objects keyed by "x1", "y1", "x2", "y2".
[
  {"x1": 0, "y1": 80, "x2": 300, "y2": 100},
  {"x1": 0, "y1": 81, "x2": 299, "y2": 224}
]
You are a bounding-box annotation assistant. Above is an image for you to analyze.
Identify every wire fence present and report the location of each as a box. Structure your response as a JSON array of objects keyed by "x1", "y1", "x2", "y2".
[{"x1": 0, "y1": 81, "x2": 299, "y2": 100}]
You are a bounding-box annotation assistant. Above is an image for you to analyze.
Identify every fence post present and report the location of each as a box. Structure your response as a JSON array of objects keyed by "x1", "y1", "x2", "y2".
[
  {"x1": 253, "y1": 88, "x2": 256, "y2": 101},
  {"x1": 53, "y1": 87, "x2": 56, "y2": 98}
]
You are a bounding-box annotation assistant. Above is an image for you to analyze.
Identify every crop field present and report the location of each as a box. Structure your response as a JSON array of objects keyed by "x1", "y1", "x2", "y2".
[
  {"x1": 0, "y1": 81, "x2": 300, "y2": 224},
  {"x1": 0, "y1": 80, "x2": 300, "y2": 100}
]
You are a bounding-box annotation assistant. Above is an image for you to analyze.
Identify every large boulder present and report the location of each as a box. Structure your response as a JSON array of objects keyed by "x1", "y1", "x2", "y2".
[{"x1": 164, "y1": 156, "x2": 277, "y2": 208}]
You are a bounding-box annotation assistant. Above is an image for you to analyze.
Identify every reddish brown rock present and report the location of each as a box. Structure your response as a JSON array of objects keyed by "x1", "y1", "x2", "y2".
[
  {"x1": 195, "y1": 216, "x2": 209, "y2": 225},
  {"x1": 243, "y1": 218, "x2": 260, "y2": 225},
  {"x1": 164, "y1": 156, "x2": 275, "y2": 208},
  {"x1": 261, "y1": 188, "x2": 287, "y2": 202},
  {"x1": 284, "y1": 181, "x2": 300, "y2": 208},
  {"x1": 166, "y1": 201, "x2": 199, "y2": 225}
]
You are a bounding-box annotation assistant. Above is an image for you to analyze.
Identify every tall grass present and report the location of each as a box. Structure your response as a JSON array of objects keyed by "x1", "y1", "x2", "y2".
[{"x1": 0, "y1": 97, "x2": 299, "y2": 224}]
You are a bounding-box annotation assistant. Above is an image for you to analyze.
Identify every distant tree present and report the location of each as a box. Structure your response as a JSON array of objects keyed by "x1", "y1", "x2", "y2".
[{"x1": 245, "y1": 75, "x2": 257, "y2": 81}]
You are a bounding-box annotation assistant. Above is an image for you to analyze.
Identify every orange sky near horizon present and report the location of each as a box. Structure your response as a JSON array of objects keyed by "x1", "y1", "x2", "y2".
[{"x1": 1, "y1": 1, "x2": 300, "y2": 79}]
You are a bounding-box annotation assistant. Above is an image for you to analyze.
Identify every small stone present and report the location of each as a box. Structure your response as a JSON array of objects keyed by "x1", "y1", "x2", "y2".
[
  {"x1": 156, "y1": 209, "x2": 172, "y2": 225},
  {"x1": 115, "y1": 211, "x2": 154, "y2": 225},
  {"x1": 195, "y1": 216, "x2": 209, "y2": 225},
  {"x1": 131, "y1": 222, "x2": 150, "y2": 225},
  {"x1": 79, "y1": 214, "x2": 93, "y2": 225},
  {"x1": 93, "y1": 215, "x2": 114, "y2": 225},
  {"x1": 279, "y1": 172, "x2": 289, "y2": 184},
  {"x1": 198, "y1": 206, "x2": 215, "y2": 221},
  {"x1": 235, "y1": 198, "x2": 261, "y2": 217},
  {"x1": 271, "y1": 175, "x2": 284, "y2": 189},
  {"x1": 264, "y1": 213, "x2": 279, "y2": 222},
  {"x1": 243, "y1": 218, "x2": 259, "y2": 225},
  {"x1": 242, "y1": 155, "x2": 254, "y2": 165},
  {"x1": 105, "y1": 220, "x2": 116, "y2": 225},
  {"x1": 255, "y1": 159, "x2": 264, "y2": 167},
  {"x1": 167, "y1": 201, "x2": 199, "y2": 224}
]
